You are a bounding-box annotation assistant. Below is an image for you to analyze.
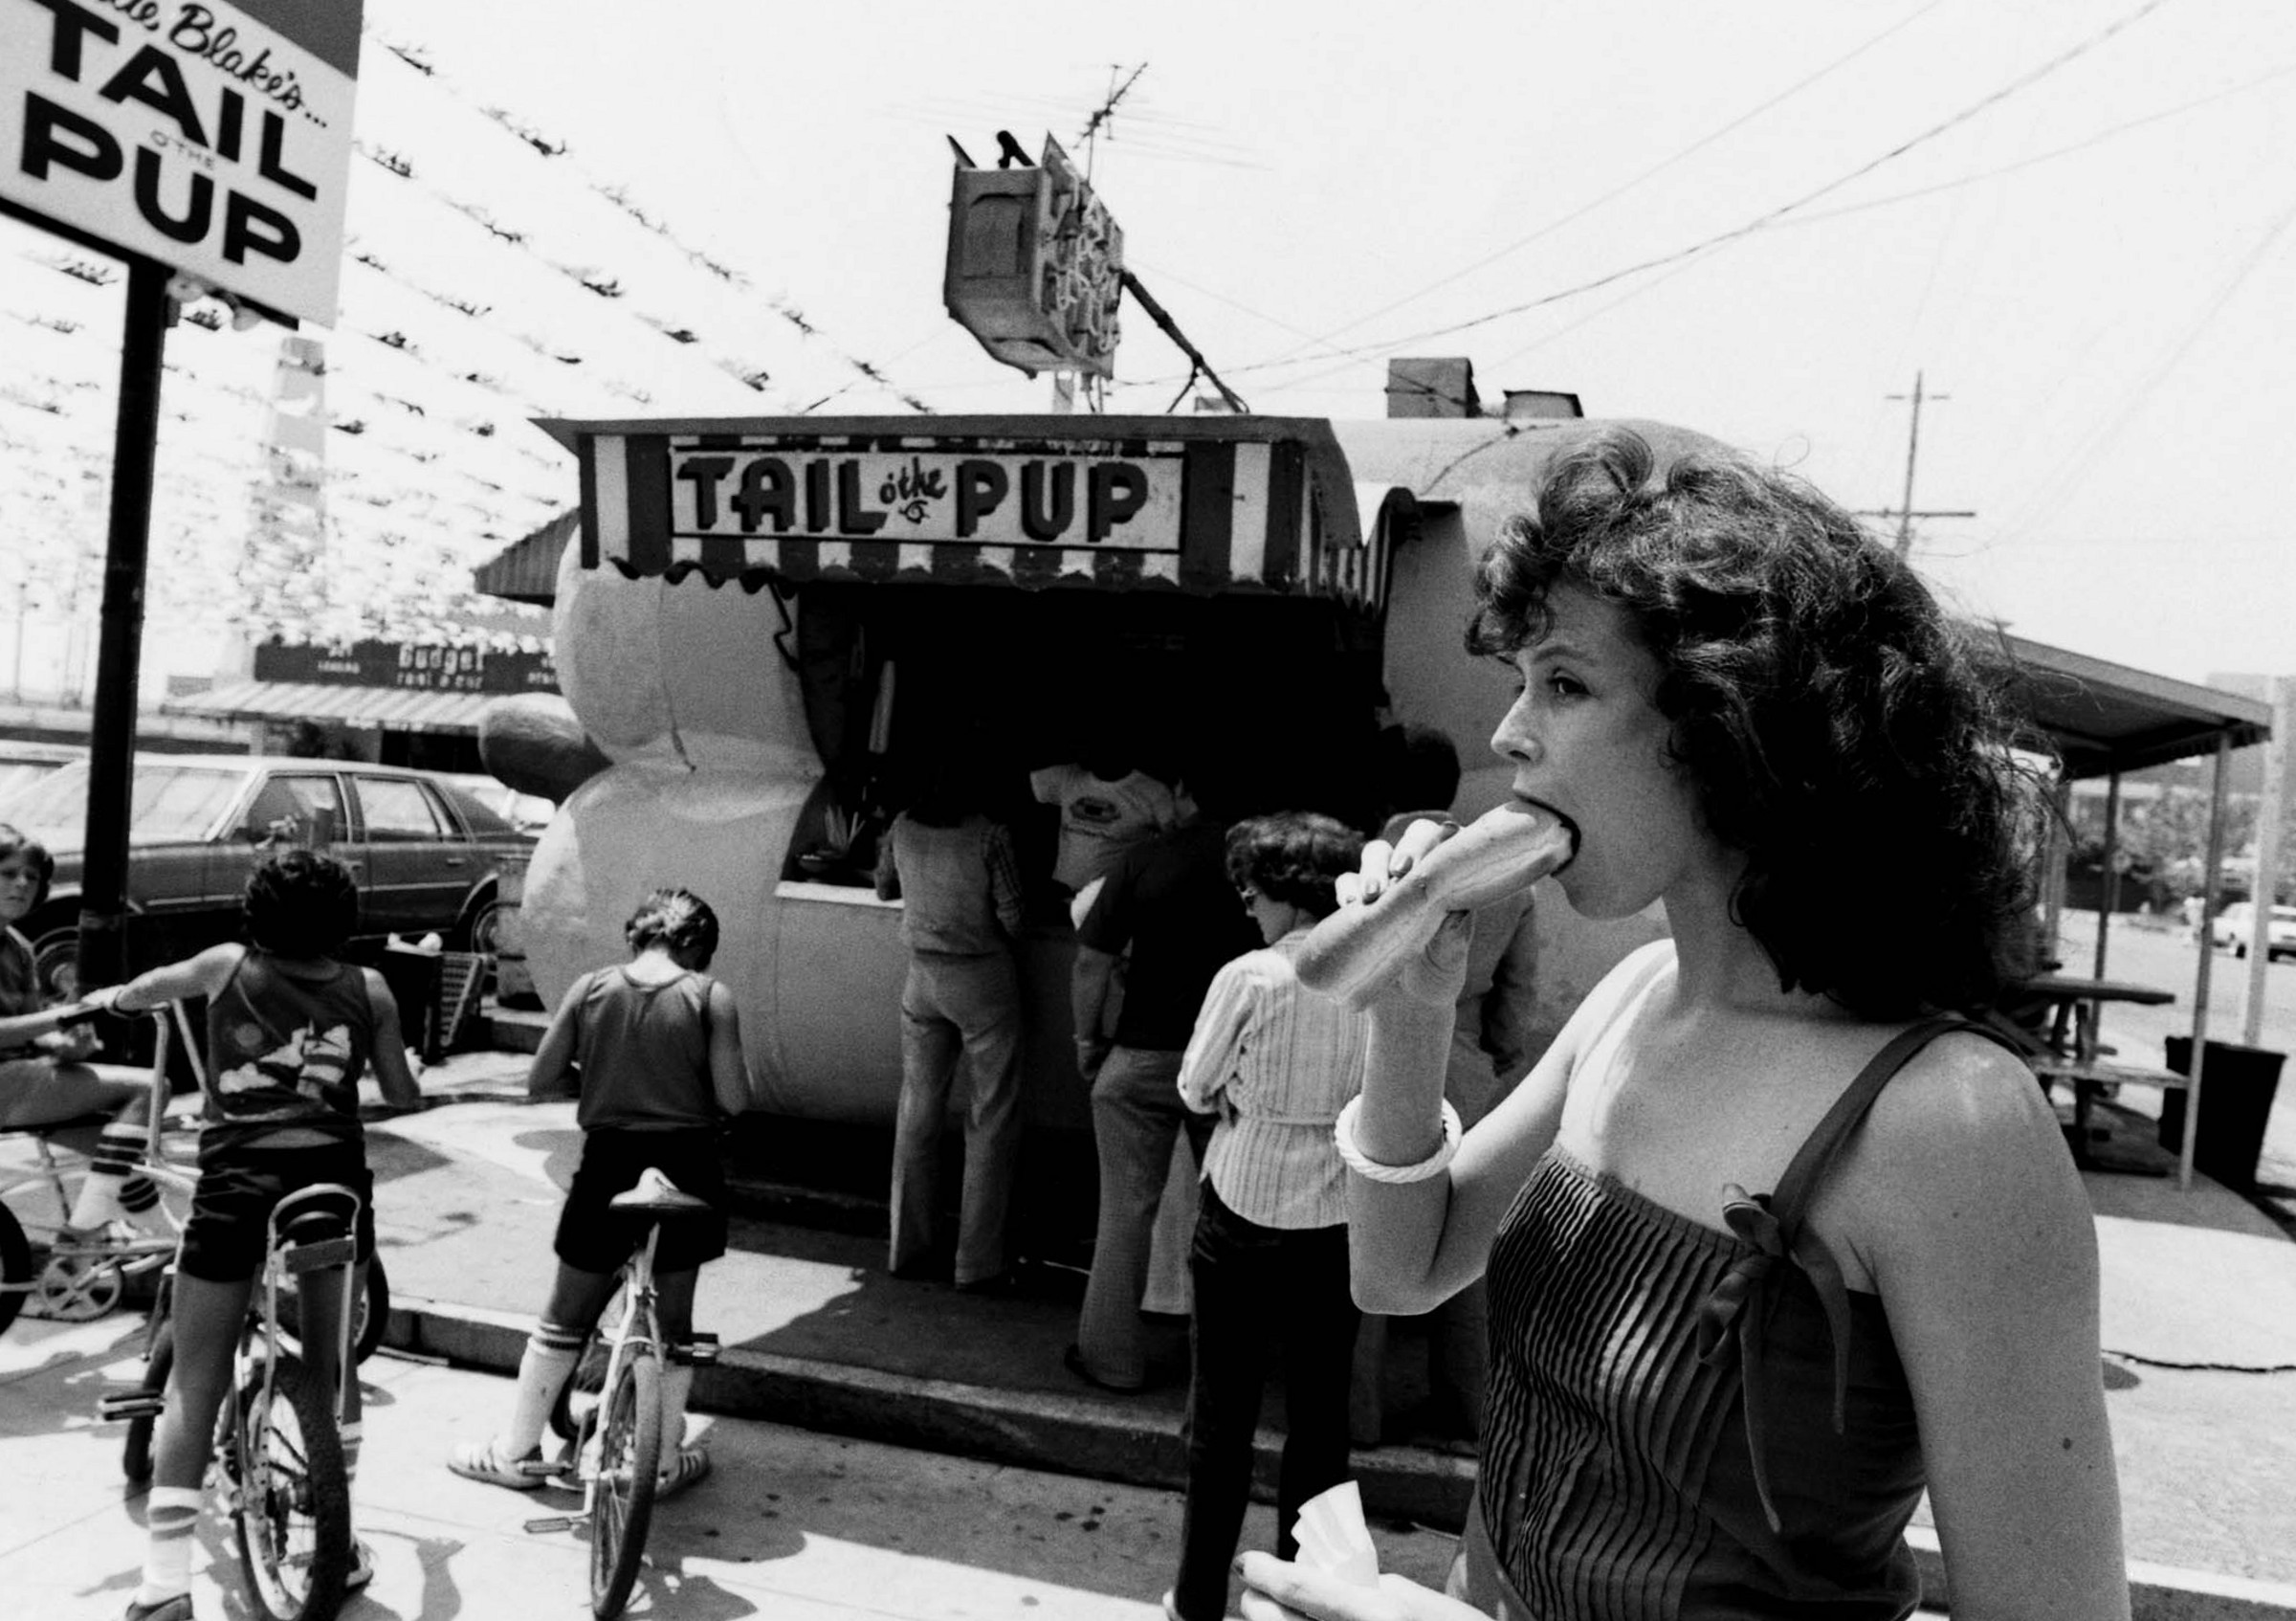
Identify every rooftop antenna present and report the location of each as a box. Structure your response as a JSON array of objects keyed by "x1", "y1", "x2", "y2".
[
  {"x1": 1078, "y1": 63, "x2": 1146, "y2": 183},
  {"x1": 1855, "y1": 370, "x2": 1975, "y2": 560}
]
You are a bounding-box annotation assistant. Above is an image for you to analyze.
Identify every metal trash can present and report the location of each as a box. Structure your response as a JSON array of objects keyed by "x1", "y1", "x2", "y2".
[
  {"x1": 2159, "y1": 1037, "x2": 2285, "y2": 1193},
  {"x1": 375, "y1": 942, "x2": 446, "y2": 1064}
]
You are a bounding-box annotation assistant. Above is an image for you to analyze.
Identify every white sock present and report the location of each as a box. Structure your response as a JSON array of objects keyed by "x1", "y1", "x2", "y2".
[
  {"x1": 69, "y1": 1127, "x2": 159, "y2": 1230},
  {"x1": 503, "y1": 1324, "x2": 583, "y2": 1456},
  {"x1": 136, "y1": 1485, "x2": 202, "y2": 1604},
  {"x1": 659, "y1": 1362, "x2": 695, "y2": 1452}
]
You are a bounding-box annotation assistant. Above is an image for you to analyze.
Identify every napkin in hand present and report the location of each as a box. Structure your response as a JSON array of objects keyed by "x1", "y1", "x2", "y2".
[{"x1": 1291, "y1": 1480, "x2": 1380, "y2": 1588}]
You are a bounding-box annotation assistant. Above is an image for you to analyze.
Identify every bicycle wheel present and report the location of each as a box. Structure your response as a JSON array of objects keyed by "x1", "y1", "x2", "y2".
[
  {"x1": 121, "y1": 1321, "x2": 174, "y2": 1484},
  {"x1": 279, "y1": 1255, "x2": 391, "y2": 1366},
  {"x1": 230, "y1": 1354, "x2": 352, "y2": 1621},
  {"x1": 0, "y1": 1204, "x2": 30, "y2": 1338},
  {"x1": 588, "y1": 1342, "x2": 662, "y2": 1620}
]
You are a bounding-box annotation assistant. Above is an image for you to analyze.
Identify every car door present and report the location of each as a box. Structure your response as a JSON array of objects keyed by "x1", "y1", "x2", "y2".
[
  {"x1": 208, "y1": 769, "x2": 366, "y2": 936},
  {"x1": 349, "y1": 773, "x2": 471, "y2": 937}
]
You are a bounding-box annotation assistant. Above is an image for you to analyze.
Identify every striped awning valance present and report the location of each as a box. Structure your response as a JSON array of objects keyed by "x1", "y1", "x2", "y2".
[{"x1": 533, "y1": 415, "x2": 1392, "y2": 615}]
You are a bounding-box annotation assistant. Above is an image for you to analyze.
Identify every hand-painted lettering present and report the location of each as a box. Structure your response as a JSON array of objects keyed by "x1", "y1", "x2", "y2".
[
  {"x1": 675, "y1": 455, "x2": 734, "y2": 530},
  {"x1": 256, "y1": 109, "x2": 315, "y2": 199},
  {"x1": 220, "y1": 188, "x2": 295, "y2": 263},
  {"x1": 132, "y1": 143, "x2": 210, "y2": 239},
  {"x1": 1087, "y1": 463, "x2": 1147, "y2": 544},
  {"x1": 955, "y1": 459, "x2": 1008, "y2": 537},
  {"x1": 97, "y1": 44, "x2": 206, "y2": 144},
  {"x1": 23, "y1": 0, "x2": 121, "y2": 80},
  {"x1": 733, "y1": 457, "x2": 795, "y2": 532},
  {"x1": 836, "y1": 461, "x2": 888, "y2": 535},
  {"x1": 805, "y1": 460, "x2": 831, "y2": 533},
  {"x1": 20, "y1": 93, "x2": 122, "y2": 183},
  {"x1": 1021, "y1": 461, "x2": 1073, "y2": 543}
]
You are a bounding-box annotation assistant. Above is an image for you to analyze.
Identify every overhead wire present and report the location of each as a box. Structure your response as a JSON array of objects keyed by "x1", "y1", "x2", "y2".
[
  {"x1": 1250, "y1": 0, "x2": 1949, "y2": 368},
  {"x1": 1205, "y1": 0, "x2": 2178, "y2": 401}
]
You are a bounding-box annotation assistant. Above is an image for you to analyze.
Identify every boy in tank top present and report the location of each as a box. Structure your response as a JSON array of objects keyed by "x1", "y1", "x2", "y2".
[
  {"x1": 87, "y1": 849, "x2": 424, "y2": 1621},
  {"x1": 449, "y1": 887, "x2": 756, "y2": 1500}
]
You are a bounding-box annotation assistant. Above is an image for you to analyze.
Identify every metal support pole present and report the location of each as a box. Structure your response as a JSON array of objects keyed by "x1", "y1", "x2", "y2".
[
  {"x1": 2184, "y1": 737, "x2": 2233, "y2": 1190},
  {"x1": 2239, "y1": 676, "x2": 2290, "y2": 1045},
  {"x1": 2092, "y1": 771, "x2": 2121, "y2": 979},
  {"x1": 77, "y1": 255, "x2": 168, "y2": 996}
]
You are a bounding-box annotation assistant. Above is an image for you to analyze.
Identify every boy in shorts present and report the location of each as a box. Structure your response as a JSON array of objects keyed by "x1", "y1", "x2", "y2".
[
  {"x1": 449, "y1": 886, "x2": 754, "y2": 1495},
  {"x1": 91, "y1": 850, "x2": 423, "y2": 1621}
]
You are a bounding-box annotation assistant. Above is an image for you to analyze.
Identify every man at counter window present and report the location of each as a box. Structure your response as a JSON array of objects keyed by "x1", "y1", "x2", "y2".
[
  {"x1": 1067, "y1": 770, "x2": 1259, "y2": 1392},
  {"x1": 873, "y1": 759, "x2": 1027, "y2": 1294},
  {"x1": 1030, "y1": 751, "x2": 1179, "y2": 928}
]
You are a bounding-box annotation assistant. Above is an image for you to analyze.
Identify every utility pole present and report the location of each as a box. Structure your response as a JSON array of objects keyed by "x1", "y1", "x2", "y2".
[{"x1": 1855, "y1": 371, "x2": 1976, "y2": 560}]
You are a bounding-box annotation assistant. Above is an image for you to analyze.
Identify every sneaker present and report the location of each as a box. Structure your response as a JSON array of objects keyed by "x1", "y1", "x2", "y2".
[
  {"x1": 121, "y1": 1596, "x2": 194, "y2": 1621},
  {"x1": 654, "y1": 1444, "x2": 711, "y2": 1499},
  {"x1": 448, "y1": 1437, "x2": 545, "y2": 1491},
  {"x1": 345, "y1": 1538, "x2": 376, "y2": 1591}
]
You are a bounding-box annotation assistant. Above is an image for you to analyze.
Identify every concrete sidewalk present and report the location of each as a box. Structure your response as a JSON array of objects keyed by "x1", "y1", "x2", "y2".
[{"x1": 371, "y1": 1048, "x2": 2296, "y2": 1620}]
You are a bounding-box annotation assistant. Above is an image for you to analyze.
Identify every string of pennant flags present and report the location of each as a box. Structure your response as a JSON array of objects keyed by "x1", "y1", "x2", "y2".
[{"x1": 0, "y1": 24, "x2": 939, "y2": 656}]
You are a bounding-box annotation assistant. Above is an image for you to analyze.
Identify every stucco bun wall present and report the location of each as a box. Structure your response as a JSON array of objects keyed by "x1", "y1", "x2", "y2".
[
  {"x1": 550, "y1": 529, "x2": 816, "y2": 774},
  {"x1": 520, "y1": 762, "x2": 812, "y2": 1111}
]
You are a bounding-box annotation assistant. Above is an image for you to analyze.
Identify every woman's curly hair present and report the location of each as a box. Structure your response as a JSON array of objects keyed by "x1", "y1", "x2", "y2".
[
  {"x1": 626, "y1": 887, "x2": 720, "y2": 967},
  {"x1": 1225, "y1": 812, "x2": 1364, "y2": 922},
  {"x1": 1468, "y1": 427, "x2": 2048, "y2": 1018}
]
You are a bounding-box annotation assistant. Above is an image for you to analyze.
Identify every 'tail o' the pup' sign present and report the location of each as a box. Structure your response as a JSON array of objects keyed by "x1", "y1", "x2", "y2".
[
  {"x1": 0, "y1": 0, "x2": 362, "y2": 324},
  {"x1": 539, "y1": 416, "x2": 1391, "y2": 613}
]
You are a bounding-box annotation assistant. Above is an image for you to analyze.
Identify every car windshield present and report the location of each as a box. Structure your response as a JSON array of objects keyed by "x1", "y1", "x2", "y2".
[{"x1": 2, "y1": 762, "x2": 250, "y2": 848}]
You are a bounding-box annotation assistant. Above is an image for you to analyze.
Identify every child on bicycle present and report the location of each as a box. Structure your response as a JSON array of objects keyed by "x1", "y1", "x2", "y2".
[
  {"x1": 0, "y1": 821, "x2": 166, "y2": 1242},
  {"x1": 88, "y1": 848, "x2": 422, "y2": 1621},
  {"x1": 449, "y1": 885, "x2": 753, "y2": 1499}
]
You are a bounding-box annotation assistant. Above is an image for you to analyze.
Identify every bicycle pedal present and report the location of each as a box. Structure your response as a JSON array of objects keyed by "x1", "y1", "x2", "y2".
[
  {"x1": 98, "y1": 1392, "x2": 166, "y2": 1422},
  {"x1": 516, "y1": 1458, "x2": 565, "y2": 1478},
  {"x1": 522, "y1": 1514, "x2": 580, "y2": 1535}
]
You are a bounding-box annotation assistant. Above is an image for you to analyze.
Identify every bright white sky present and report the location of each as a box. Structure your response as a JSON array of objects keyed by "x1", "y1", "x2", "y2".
[
  {"x1": 368, "y1": 0, "x2": 2295, "y2": 686},
  {"x1": 6, "y1": 0, "x2": 2291, "y2": 685}
]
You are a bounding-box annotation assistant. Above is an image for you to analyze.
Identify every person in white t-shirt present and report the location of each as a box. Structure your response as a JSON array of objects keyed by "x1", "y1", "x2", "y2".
[{"x1": 1029, "y1": 756, "x2": 1179, "y2": 927}]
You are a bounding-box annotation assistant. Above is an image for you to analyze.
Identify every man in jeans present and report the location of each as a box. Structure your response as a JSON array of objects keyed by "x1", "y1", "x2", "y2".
[{"x1": 1067, "y1": 780, "x2": 1257, "y2": 1390}]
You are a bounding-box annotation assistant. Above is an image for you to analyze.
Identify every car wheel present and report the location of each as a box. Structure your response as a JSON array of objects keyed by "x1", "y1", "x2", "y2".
[
  {"x1": 28, "y1": 922, "x2": 80, "y2": 1001},
  {"x1": 453, "y1": 891, "x2": 506, "y2": 956}
]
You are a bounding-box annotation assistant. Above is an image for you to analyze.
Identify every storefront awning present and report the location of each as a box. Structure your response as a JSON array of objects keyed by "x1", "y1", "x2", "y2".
[
  {"x1": 473, "y1": 511, "x2": 578, "y2": 605},
  {"x1": 160, "y1": 680, "x2": 500, "y2": 735},
  {"x1": 533, "y1": 414, "x2": 1394, "y2": 614}
]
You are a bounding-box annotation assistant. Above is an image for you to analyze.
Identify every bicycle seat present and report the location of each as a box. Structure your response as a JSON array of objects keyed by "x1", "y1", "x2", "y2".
[{"x1": 608, "y1": 1166, "x2": 712, "y2": 1216}]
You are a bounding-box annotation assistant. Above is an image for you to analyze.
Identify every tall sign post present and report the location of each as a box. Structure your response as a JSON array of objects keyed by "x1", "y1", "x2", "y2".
[{"x1": 0, "y1": 0, "x2": 363, "y2": 991}]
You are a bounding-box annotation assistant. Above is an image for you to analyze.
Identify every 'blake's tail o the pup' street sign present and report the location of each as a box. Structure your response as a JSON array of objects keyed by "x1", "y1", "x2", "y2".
[{"x1": 0, "y1": 0, "x2": 362, "y2": 325}]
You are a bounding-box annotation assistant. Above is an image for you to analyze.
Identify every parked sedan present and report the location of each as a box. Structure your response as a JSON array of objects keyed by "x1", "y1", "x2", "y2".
[
  {"x1": 2212, "y1": 900, "x2": 2296, "y2": 963},
  {"x1": 0, "y1": 740, "x2": 86, "y2": 803},
  {"x1": 0, "y1": 753, "x2": 534, "y2": 999}
]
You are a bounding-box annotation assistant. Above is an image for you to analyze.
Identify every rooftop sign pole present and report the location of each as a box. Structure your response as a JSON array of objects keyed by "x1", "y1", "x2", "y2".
[{"x1": 0, "y1": 0, "x2": 363, "y2": 993}]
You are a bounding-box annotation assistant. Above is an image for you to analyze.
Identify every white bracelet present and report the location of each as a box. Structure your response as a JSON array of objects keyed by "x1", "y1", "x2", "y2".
[{"x1": 1333, "y1": 1096, "x2": 1462, "y2": 1185}]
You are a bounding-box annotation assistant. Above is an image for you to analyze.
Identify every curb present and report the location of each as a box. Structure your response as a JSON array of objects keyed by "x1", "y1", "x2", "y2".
[
  {"x1": 386, "y1": 1294, "x2": 1476, "y2": 1530},
  {"x1": 388, "y1": 1295, "x2": 2296, "y2": 1621}
]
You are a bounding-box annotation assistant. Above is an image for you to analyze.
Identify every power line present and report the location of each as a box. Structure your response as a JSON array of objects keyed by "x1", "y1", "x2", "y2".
[
  {"x1": 1251, "y1": 0, "x2": 1948, "y2": 369},
  {"x1": 1184, "y1": 0, "x2": 2177, "y2": 393}
]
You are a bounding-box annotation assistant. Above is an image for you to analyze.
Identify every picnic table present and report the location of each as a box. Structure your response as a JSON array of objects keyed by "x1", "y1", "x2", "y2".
[{"x1": 2017, "y1": 973, "x2": 2183, "y2": 1173}]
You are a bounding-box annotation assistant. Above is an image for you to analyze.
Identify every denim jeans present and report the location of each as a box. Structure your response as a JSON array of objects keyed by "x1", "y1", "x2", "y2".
[
  {"x1": 889, "y1": 950, "x2": 1023, "y2": 1287},
  {"x1": 1173, "y1": 1184, "x2": 1358, "y2": 1621},
  {"x1": 1074, "y1": 1047, "x2": 1212, "y2": 1387}
]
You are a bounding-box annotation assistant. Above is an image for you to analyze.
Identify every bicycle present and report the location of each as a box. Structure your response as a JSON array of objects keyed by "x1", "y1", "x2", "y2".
[
  {"x1": 520, "y1": 1166, "x2": 719, "y2": 1621},
  {"x1": 0, "y1": 1006, "x2": 192, "y2": 1332},
  {"x1": 0, "y1": 1004, "x2": 390, "y2": 1354},
  {"x1": 102, "y1": 1177, "x2": 366, "y2": 1621}
]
